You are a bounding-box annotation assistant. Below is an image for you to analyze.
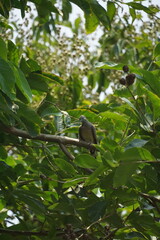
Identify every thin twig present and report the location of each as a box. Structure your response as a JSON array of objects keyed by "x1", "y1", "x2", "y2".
[
  {"x1": 140, "y1": 192, "x2": 160, "y2": 214},
  {"x1": 0, "y1": 228, "x2": 48, "y2": 236},
  {"x1": 59, "y1": 143, "x2": 75, "y2": 160},
  {"x1": 119, "y1": 115, "x2": 132, "y2": 146},
  {"x1": 127, "y1": 86, "x2": 154, "y2": 131}
]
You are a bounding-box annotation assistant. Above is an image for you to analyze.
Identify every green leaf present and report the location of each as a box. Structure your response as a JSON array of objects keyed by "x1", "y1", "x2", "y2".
[
  {"x1": 127, "y1": 2, "x2": 154, "y2": 14},
  {"x1": 71, "y1": 0, "x2": 110, "y2": 30},
  {"x1": 114, "y1": 148, "x2": 155, "y2": 187},
  {"x1": 7, "y1": 40, "x2": 20, "y2": 65},
  {"x1": 125, "y1": 139, "x2": 148, "y2": 150},
  {"x1": 107, "y1": 213, "x2": 124, "y2": 228},
  {"x1": 68, "y1": 109, "x2": 98, "y2": 122},
  {"x1": 27, "y1": 59, "x2": 41, "y2": 72},
  {"x1": 85, "y1": 164, "x2": 105, "y2": 186},
  {"x1": 72, "y1": 77, "x2": 82, "y2": 104},
  {"x1": 125, "y1": 231, "x2": 145, "y2": 239},
  {"x1": 12, "y1": 65, "x2": 32, "y2": 103},
  {"x1": 114, "y1": 161, "x2": 139, "y2": 188},
  {"x1": 38, "y1": 104, "x2": 59, "y2": 118},
  {"x1": 0, "y1": 160, "x2": 16, "y2": 180},
  {"x1": 142, "y1": 87, "x2": 160, "y2": 120},
  {"x1": 100, "y1": 111, "x2": 128, "y2": 123},
  {"x1": 139, "y1": 69, "x2": 160, "y2": 97},
  {"x1": 118, "y1": 147, "x2": 155, "y2": 162},
  {"x1": 16, "y1": 101, "x2": 43, "y2": 126},
  {"x1": 63, "y1": 177, "x2": 86, "y2": 188},
  {"x1": 14, "y1": 164, "x2": 26, "y2": 176},
  {"x1": 0, "y1": 37, "x2": 7, "y2": 60},
  {"x1": 74, "y1": 17, "x2": 81, "y2": 33},
  {"x1": 42, "y1": 72, "x2": 64, "y2": 85},
  {"x1": 32, "y1": 72, "x2": 63, "y2": 87},
  {"x1": 0, "y1": 0, "x2": 11, "y2": 18},
  {"x1": 20, "y1": 56, "x2": 31, "y2": 74},
  {"x1": 54, "y1": 158, "x2": 76, "y2": 176},
  {"x1": 0, "y1": 146, "x2": 7, "y2": 159},
  {"x1": 95, "y1": 61, "x2": 124, "y2": 70},
  {"x1": 129, "y1": 212, "x2": 160, "y2": 237},
  {"x1": 28, "y1": 73, "x2": 49, "y2": 92},
  {"x1": 0, "y1": 20, "x2": 13, "y2": 30},
  {"x1": 0, "y1": 57, "x2": 15, "y2": 99},
  {"x1": 153, "y1": 43, "x2": 160, "y2": 58},
  {"x1": 155, "y1": 61, "x2": 160, "y2": 67},
  {"x1": 101, "y1": 138, "x2": 118, "y2": 152},
  {"x1": 14, "y1": 189, "x2": 46, "y2": 215},
  {"x1": 37, "y1": 94, "x2": 60, "y2": 117},
  {"x1": 36, "y1": 0, "x2": 60, "y2": 17},
  {"x1": 75, "y1": 154, "x2": 100, "y2": 169},
  {"x1": 129, "y1": 7, "x2": 136, "y2": 23},
  {"x1": 0, "y1": 210, "x2": 7, "y2": 222},
  {"x1": 85, "y1": 12, "x2": 99, "y2": 34},
  {"x1": 62, "y1": 0, "x2": 72, "y2": 20},
  {"x1": 20, "y1": 0, "x2": 27, "y2": 18},
  {"x1": 121, "y1": 97, "x2": 138, "y2": 114},
  {"x1": 87, "y1": 0, "x2": 110, "y2": 29},
  {"x1": 0, "y1": 92, "x2": 25, "y2": 126},
  {"x1": 88, "y1": 200, "x2": 107, "y2": 222},
  {"x1": 19, "y1": 118, "x2": 41, "y2": 136},
  {"x1": 107, "y1": 1, "x2": 116, "y2": 22},
  {"x1": 70, "y1": 0, "x2": 91, "y2": 15}
]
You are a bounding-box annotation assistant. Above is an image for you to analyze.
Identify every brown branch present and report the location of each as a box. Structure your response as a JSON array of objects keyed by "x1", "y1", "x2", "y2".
[
  {"x1": 0, "y1": 227, "x2": 84, "y2": 237},
  {"x1": 140, "y1": 192, "x2": 160, "y2": 203},
  {"x1": 140, "y1": 192, "x2": 160, "y2": 214},
  {"x1": 0, "y1": 228, "x2": 48, "y2": 236},
  {"x1": 59, "y1": 143, "x2": 75, "y2": 160},
  {"x1": 0, "y1": 124, "x2": 96, "y2": 151}
]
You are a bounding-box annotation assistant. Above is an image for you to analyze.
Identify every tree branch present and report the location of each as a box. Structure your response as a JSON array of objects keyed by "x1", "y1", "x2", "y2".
[
  {"x1": 59, "y1": 143, "x2": 75, "y2": 160},
  {"x1": 0, "y1": 124, "x2": 96, "y2": 151},
  {"x1": 0, "y1": 228, "x2": 48, "y2": 236},
  {"x1": 140, "y1": 192, "x2": 160, "y2": 203},
  {"x1": 140, "y1": 192, "x2": 160, "y2": 214},
  {"x1": 0, "y1": 227, "x2": 84, "y2": 237}
]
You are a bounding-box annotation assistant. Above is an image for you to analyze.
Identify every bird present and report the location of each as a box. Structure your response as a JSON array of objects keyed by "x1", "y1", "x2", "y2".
[{"x1": 79, "y1": 115, "x2": 97, "y2": 156}]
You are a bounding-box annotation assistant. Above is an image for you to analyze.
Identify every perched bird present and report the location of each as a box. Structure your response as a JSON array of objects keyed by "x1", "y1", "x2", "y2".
[{"x1": 79, "y1": 115, "x2": 97, "y2": 156}]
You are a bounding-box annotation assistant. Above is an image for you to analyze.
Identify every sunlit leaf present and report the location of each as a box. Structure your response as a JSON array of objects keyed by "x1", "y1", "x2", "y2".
[
  {"x1": 95, "y1": 61, "x2": 124, "y2": 70},
  {"x1": 42, "y1": 72, "x2": 64, "y2": 85},
  {"x1": 127, "y1": 2, "x2": 154, "y2": 14},
  {"x1": 107, "y1": 1, "x2": 116, "y2": 22},
  {"x1": 85, "y1": 12, "x2": 99, "y2": 34}
]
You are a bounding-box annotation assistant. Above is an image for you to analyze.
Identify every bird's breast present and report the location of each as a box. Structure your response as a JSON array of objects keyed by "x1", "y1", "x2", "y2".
[{"x1": 80, "y1": 126, "x2": 94, "y2": 143}]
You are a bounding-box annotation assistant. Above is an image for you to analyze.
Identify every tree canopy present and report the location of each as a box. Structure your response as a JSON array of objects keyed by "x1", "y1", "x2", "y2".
[{"x1": 0, "y1": 0, "x2": 160, "y2": 239}]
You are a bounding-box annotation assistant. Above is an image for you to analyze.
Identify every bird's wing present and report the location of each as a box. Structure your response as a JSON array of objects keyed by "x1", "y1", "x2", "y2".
[
  {"x1": 79, "y1": 126, "x2": 85, "y2": 141},
  {"x1": 91, "y1": 125, "x2": 97, "y2": 144}
]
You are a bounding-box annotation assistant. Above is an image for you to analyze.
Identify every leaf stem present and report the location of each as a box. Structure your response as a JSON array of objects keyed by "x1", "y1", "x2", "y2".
[{"x1": 127, "y1": 86, "x2": 154, "y2": 131}]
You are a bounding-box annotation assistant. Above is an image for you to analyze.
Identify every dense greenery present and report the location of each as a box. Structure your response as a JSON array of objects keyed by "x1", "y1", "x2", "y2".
[{"x1": 0, "y1": 0, "x2": 160, "y2": 239}]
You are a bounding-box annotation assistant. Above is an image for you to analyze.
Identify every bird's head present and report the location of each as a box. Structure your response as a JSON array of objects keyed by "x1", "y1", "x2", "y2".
[{"x1": 79, "y1": 115, "x2": 87, "y2": 123}]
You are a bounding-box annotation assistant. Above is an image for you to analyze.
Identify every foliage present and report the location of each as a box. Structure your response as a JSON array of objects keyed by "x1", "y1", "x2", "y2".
[{"x1": 0, "y1": 0, "x2": 160, "y2": 240}]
